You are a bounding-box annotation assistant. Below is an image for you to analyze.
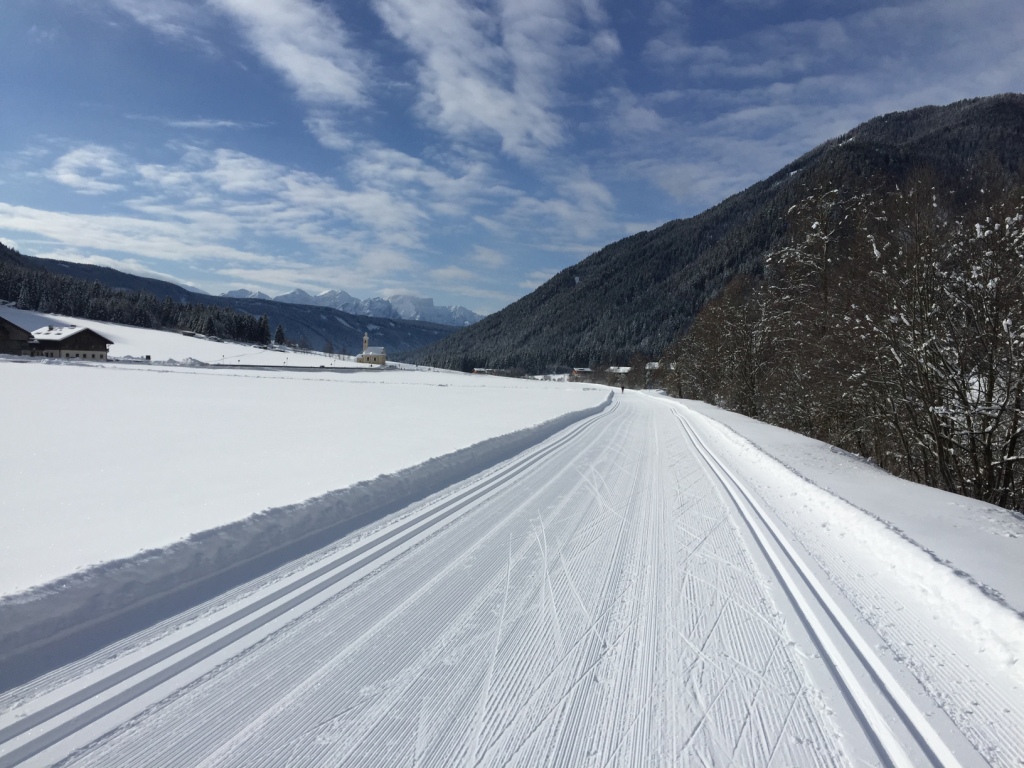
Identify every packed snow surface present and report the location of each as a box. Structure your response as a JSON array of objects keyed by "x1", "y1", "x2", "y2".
[
  {"x1": 1, "y1": 394, "x2": 1022, "y2": 767},
  {"x1": 2, "y1": 312, "x2": 1023, "y2": 767},
  {"x1": 1, "y1": 345, "x2": 605, "y2": 596},
  {"x1": 675, "y1": 397, "x2": 1024, "y2": 614},
  {"x1": 0, "y1": 305, "x2": 366, "y2": 368}
]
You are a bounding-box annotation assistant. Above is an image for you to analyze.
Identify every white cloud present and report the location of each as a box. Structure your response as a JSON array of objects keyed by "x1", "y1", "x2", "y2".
[
  {"x1": 46, "y1": 145, "x2": 129, "y2": 195},
  {"x1": 430, "y1": 264, "x2": 477, "y2": 283},
  {"x1": 304, "y1": 112, "x2": 354, "y2": 150},
  {"x1": 373, "y1": 0, "x2": 619, "y2": 161},
  {"x1": 161, "y1": 117, "x2": 250, "y2": 130},
  {"x1": 600, "y1": 88, "x2": 668, "y2": 135},
  {"x1": 107, "y1": 0, "x2": 206, "y2": 40},
  {"x1": 471, "y1": 246, "x2": 507, "y2": 268},
  {"x1": 37, "y1": 249, "x2": 209, "y2": 287},
  {"x1": 210, "y1": 0, "x2": 370, "y2": 107},
  {"x1": 0, "y1": 202, "x2": 267, "y2": 265},
  {"x1": 8, "y1": 141, "x2": 504, "y2": 292}
]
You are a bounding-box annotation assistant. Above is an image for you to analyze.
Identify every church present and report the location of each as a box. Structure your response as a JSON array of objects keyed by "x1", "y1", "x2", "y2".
[{"x1": 356, "y1": 332, "x2": 386, "y2": 365}]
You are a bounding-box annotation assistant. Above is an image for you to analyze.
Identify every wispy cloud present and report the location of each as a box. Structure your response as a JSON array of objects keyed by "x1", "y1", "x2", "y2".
[
  {"x1": 46, "y1": 145, "x2": 129, "y2": 195},
  {"x1": 107, "y1": 0, "x2": 207, "y2": 40},
  {"x1": 627, "y1": 0, "x2": 1024, "y2": 214},
  {"x1": 373, "y1": 0, "x2": 620, "y2": 160},
  {"x1": 210, "y1": 0, "x2": 370, "y2": 107},
  {"x1": 126, "y1": 114, "x2": 256, "y2": 130},
  {"x1": 0, "y1": 201, "x2": 268, "y2": 265},
  {"x1": 36, "y1": 249, "x2": 211, "y2": 288},
  {"x1": 5, "y1": 142, "x2": 508, "y2": 291},
  {"x1": 471, "y1": 246, "x2": 507, "y2": 268},
  {"x1": 304, "y1": 112, "x2": 353, "y2": 150}
]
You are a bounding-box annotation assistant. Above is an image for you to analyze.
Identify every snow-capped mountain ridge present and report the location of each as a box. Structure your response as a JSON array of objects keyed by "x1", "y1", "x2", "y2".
[{"x1": 223, "y1": 288, "x2": 484, "y2": 326}]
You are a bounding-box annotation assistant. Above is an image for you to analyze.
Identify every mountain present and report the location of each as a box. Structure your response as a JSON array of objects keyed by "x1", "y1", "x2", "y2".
[
  {"x1": 407, "y1": 93, "x2": 1024, "y2": 372},
  {"x1": 222, "y1": 288, "x2": 272, "y2": 300},
  {"x1": 0, "y1": 245, "x2": 458, "y2": 356},
  {"x1": 385, "y1": 295, "x2": 484, "y2": 326},
  {"x1": 246, "y1": 287, "x2": 484, "y2": 326}
]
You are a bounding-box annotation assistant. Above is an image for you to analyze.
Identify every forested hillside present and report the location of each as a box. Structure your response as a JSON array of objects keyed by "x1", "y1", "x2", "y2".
[
  {"x1": 0, "y1": 244, "x2": 457, "y2": 355},
  {"x1": 663, "y1": 177, "x2": 1024, "y2": 511},
  {"x1": 409, "y1": 94, "x2": 1024, "y2": 372}
]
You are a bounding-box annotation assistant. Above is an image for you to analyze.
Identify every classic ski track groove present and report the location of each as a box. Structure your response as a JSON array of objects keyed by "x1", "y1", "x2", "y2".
[
  {"x1": 0, "y1": 405, "x2": 614, "y2": 768},
  {"x1": 4, "y1": 397, "x2": 860, "y2": 767},
  {"x1": 673, "y1": 407, "x2": 960, "y2": 768}
]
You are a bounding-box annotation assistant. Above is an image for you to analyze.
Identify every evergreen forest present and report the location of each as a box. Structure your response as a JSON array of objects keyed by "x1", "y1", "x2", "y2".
[{"x1": 661, "y1": 178, "x2": 1024, "y2": 511}]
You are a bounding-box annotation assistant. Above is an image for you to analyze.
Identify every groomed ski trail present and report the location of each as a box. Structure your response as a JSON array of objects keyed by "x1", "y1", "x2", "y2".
[{"x1": 2, "y1": 394, "x2": 1019, "y2": 766}]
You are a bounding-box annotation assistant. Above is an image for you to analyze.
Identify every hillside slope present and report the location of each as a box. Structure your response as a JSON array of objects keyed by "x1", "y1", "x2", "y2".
[
  {"x1": 0, "y1": 244, "x2": 457, "y2": 356},
  {"x1": 409, "y1": 94, "x2": 1024, "y2": 372}
]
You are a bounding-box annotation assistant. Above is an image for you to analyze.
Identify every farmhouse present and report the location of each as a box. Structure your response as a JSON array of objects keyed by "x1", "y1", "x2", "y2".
[
  {"x1": 0, "y1": 315, "x2": 34, "y2": 355},
  {"x1": 32, "y1": 325, "x2": 114, "y2": 360},
  {"x1": 356, "y1": 332, "x2": 387, "y2": 365}
]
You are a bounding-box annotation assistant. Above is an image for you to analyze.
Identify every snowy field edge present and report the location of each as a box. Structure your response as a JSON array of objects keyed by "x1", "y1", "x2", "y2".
[
  {"x1": 653, "y1": 394, "x2": 1024, "y2": 616},
  {"x1": 0, "y1": 393, "x2": 612, "y2": 673}
]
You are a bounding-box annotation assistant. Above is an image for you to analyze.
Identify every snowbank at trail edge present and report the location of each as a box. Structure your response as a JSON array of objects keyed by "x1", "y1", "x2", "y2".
[
  {"x1": 664, "y1": 395, "x2": 1024, "y2": 615},
  {"x1": 0, "y1": 379, "x2": 610, "y2": 660}
]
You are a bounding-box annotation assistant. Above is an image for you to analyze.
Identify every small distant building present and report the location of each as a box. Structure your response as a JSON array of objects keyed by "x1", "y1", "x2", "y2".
[
  {"x1": 356, "y1": 332, "x2": 387, "y2": 365},
  {"x1": 570, "y1": 367, "x2": 593, "y2": 382},
  {"x1": 0, "y1": 315, "x2": 35, "y2": 356},
  {"x1": 31, "y1": 325, "x2": 113, "y2": 360}
]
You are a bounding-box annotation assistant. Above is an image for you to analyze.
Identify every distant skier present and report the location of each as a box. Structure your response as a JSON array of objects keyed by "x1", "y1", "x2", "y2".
[{"x1": 620, "y1": 384, "x2": 624, "y2": 394}]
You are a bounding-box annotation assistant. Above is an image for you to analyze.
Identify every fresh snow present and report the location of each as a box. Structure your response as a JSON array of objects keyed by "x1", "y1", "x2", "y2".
[
  {"x1": 674, "y1": 396, "x2": 1024, "y2": 614},
  {"x1": 1, "y1": 313, "x2": 1023, "y2": 767},
  {"x1": 0, "y1": 362, "x2": 605, "y2": 597},
  {"x1": 0, "y1": 305, "x2": 368, "y2": 368}
]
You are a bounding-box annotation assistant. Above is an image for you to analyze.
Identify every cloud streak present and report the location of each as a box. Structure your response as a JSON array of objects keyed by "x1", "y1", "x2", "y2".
[
  {"x1": 46, "y1": 146, "x2": 129, "y2": 195},
  {"x1": 210, "y1": 0, "x2": 370, "y2": 107},
  {"x1": 373, "y1": 0, "x2": 619, "y2": 160}
]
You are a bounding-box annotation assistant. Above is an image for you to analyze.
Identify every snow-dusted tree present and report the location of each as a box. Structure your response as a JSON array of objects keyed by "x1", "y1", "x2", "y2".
[
  {"x1": 758, "y1": 186, "x2": 867, "y2": 438},
  {"x1": 852, "y1": 183, "x2": 1024, "y2": 505}
]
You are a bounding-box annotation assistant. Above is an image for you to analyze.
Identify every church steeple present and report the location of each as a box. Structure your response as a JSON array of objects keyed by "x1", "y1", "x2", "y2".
[{"x1": 363, "y1": 332, "x2": 369, "y2": 352}]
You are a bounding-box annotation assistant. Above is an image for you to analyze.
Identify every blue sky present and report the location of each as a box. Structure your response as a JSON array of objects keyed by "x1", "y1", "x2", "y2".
[{"x1": 1, "y1": 0, "x2": 1022, "y2": 313}]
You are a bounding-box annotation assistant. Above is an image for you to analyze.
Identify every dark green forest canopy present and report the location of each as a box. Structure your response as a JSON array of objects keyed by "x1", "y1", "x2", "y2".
[{"x1": 407, "y1": 94, "x2": 1024, "y2": 373}]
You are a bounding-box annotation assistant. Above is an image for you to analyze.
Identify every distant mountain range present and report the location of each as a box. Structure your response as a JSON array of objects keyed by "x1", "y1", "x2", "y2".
[
  {"x1": 408, "y1": 93, "x2": 1024, "y2": 372},
  {"x1": 221, "y1": 288, "x2": 483, "y2": 327},
  {"x1": 0, "y1": 246, "x2": 460, "y2": 357}
]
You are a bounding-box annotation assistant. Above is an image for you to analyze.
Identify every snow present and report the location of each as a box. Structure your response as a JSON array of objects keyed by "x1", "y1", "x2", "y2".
[
  {"x1": 0, "y1": 322, "x2": 608, "y2": 602},
  {"x1": 672, "y1": 396, "x2": 1024, "y2": 615},
  {"x1": 29, "y1": 325, "x2": 99, "y2": 342},
  {"x1": 0, "y1": 305, "x2": 366, "y2": 368},
  {"x1": 3, "y1": 392, "x2": 1022, "y2": 766},
  {"x1": 3, "y1": 315, "x2": 1024, "y2": 765}
]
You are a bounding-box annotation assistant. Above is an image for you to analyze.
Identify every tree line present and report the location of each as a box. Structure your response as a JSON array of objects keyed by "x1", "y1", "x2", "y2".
[
  {"x1": 410, "y1": 95, "x2": 1024, "y2": 373},
  {"x1": 0, "y1": 254, "x2": 273, "y2": 345},
  {"x1": 662, "y1": 176, "x2": 1024, "y2": 511}
]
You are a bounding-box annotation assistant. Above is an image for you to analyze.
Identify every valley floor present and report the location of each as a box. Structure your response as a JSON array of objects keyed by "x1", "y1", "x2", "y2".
[{"x1": 2, "y1": 394, "x2": 1022, "y2": 766}]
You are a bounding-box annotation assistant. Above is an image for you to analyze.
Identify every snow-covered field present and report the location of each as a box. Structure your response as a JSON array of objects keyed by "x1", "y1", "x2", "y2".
[
  {"x1": 2, "y1": 311, "x2": 1023, "y2": 767},
  {"x1": 0, "y1": 305, "x2": 370, "y2": 368},
  {"x1": 1, "y1": 360, "x2": 607, "y2": 597}
]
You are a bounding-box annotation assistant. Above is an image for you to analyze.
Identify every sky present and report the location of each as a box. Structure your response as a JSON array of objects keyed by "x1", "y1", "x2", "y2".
[{"x1": 1, "y1": 0, "x2": 1022, "y2": 314}]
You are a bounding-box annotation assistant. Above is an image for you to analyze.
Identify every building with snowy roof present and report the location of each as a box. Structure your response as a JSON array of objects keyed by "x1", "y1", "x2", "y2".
[
  {"x1": 355, "y1": 332, "x2": 386, "y2": 365},
  {"x1": 0, "y1": 314, "x2": 35, "y2": 355},
  {"x1": 32, "y1": 325, "x2": 114, "y2": 360}
]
